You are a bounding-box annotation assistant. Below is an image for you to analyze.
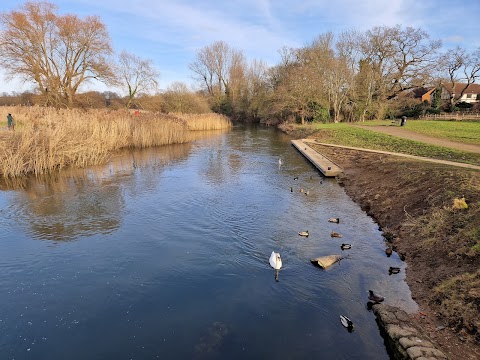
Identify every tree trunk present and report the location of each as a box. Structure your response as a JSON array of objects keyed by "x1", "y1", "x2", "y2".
[{"x1": 66, "y1": 91, "x2": 74, "y2": 108}]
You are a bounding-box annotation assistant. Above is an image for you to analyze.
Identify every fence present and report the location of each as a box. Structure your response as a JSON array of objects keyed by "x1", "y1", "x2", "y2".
[{"x1": 421, "y1": 113, "x2": 480, "y2": 120}]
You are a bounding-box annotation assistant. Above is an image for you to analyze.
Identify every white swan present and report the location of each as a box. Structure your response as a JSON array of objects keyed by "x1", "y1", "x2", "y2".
[{"x1": 269, "y1": 251, "x2": 282, "y2": 270}]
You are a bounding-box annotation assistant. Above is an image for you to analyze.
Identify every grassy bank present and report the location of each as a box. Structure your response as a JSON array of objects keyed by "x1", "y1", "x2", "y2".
[
  {"x1": 358, "y1": 120, "x2": 480, "y2": 145},
  {"x1": 0, "y1": 106, "x2": 231, "y2": 177},
  {"x1": 279, "y1": 122, "x2": 480, "y2": 166}
]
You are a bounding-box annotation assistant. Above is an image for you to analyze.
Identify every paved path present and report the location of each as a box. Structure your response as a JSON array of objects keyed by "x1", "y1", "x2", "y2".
[
  {"x1": 303, "y1": 139, "x2": 480, "y2": 171},
  {"x1": 355, "y1": 125, "x2": 480, "y2": 154}
]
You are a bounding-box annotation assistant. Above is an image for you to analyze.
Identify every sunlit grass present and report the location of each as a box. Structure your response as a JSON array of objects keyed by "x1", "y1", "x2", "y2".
[
  {"x1": 358, "y1": 119, "x2": 480, "y2": 145},
  {"x1": 288, "y1": 123, "x2": 480, "y2": 166},
  {"x1": 0, "y1": 106, "x2": 230, "y2": 177}
]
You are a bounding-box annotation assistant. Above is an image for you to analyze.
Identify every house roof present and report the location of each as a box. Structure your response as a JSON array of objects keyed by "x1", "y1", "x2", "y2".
[
  {"x1": 412, "y1": 87, "x2": 431, "y2": 98},
  {"x1": 442, "y1": 83, "x2": 480, "y2": 94},
  {"x1": 421, "y1": 88, "x2": 436, "y2": 102}
]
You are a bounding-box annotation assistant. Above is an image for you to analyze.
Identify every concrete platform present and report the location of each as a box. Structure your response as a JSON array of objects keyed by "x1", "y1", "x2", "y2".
[{"x1": 291, "y1": 139, "x2": 343, "y2": 177}]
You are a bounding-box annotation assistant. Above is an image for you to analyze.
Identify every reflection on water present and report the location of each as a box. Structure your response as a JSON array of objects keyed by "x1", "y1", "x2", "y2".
[
  {"x1": 0, "y1": 143, "x2": 195, "y2": 241},
  {"x1": 0, "y1": 126, "x2": 416, "y2": 359}
]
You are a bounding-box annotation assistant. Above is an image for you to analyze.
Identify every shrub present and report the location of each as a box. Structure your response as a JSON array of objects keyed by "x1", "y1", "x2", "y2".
[
  {"x1": 452, "y1": 197, "x2": 468, "y2": 210},
  {"x1": 308, "y1": 102, "x2": 330, "y2": 123},
  {"x1": 425, "y1": 108, "x2": 441, "y2": 115},
  {"x1": 456, "y1": 101, "x2": 473, "y2": 109}
]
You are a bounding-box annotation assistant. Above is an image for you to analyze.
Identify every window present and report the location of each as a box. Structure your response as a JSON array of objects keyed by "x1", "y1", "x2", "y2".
[{"x1": 466, "y1": 94, "x2": 472, "y2": 98}]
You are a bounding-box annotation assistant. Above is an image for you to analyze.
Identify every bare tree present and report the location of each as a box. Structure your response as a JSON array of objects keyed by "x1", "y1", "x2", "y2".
[
  {"x1": 117, "y1": 51, "x2": 160, "y2": 109},
  {"x1": 244, "y1": 59, "x2": 269, "y2": 120},
  {"x1": 0, "y1": 1, "x2": 115, "y2": 107},
  {"x1": 438, "y1": 46, "x2": 480, "y2": 110},
  {"x1": 189, "y1": 46, "x2": 216, "y2": 96},
  {"x1": 308, "y1": 33, "x2": 355, "y2": 122},
  {"x1": 189, "y1": 41, "x2": 246, "y2": 98},
  {"x1": 354, "y1": 59, "x2": 377, "y2": 121},
  {"x1": 361, "y1": 26, "x2": 441, "y2": 100},
  {"x1": 269, "y1": 47, "x2": 325, "y2": 124},
  {"x1": 189, "y1": 41, "x2": 248, "y2": 115}
]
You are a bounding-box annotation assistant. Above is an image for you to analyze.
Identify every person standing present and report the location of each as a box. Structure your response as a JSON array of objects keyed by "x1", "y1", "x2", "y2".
[
  {"x1": 400, "y1": 115, "x2": 406, "y2": 127},
  {"x1": 7, "y1": 113, "x2": 15, "y2": 130}
]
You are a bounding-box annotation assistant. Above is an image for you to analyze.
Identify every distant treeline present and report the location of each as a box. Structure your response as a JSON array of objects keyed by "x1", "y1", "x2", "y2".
[
  {"x1": 1, "y1": 2, "x2": 479, "y2": 122},
  {"x1": 0, "y1": 84, "x2": 212, "y2": 114}
]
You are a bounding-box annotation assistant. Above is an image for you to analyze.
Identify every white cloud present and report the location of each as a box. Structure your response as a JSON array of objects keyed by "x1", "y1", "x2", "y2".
[{"x1": 443, "y1": 35, "x2": 464, "y2": 44}]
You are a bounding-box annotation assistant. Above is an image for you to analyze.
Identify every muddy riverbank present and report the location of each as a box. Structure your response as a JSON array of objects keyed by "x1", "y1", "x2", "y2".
[{"x1": 284, "y1": 128, "x2": 480, "y2": 360}]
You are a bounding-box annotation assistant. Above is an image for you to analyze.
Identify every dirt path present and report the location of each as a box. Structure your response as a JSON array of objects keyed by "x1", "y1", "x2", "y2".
[{"x1": 355, "y1": 125, "x2": 480, "y2": 154}]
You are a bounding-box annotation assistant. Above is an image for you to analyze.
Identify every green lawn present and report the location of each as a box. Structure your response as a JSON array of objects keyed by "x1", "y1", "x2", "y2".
[
  {"x1": 358, "y1": 120, "x2": 480, "y2": 145},
  {"x1": 305, "y1": 123, "x2": 480, "y2": 166}
]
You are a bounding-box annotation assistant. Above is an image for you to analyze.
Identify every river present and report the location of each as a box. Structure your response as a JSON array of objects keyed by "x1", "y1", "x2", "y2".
[{"x1": 0, "y1": 125, "x2": 417, "y2": 359}]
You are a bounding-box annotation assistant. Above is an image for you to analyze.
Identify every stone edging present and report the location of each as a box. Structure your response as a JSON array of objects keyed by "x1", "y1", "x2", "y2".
[{"x1": 373, "y1": 304, "x2": 448, "y2": 359}]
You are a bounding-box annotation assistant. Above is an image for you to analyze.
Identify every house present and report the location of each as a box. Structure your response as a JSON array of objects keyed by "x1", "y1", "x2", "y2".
[
  {"x1": 440, "y1": 83, "x2": 480, "y2": 104},
  {"x1": 421, "y1": 88, "x2": 436, "y2": 103}
]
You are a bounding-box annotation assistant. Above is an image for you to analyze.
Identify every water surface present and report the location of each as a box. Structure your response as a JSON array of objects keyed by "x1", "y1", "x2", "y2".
[{"x1": 0, "y1": 125, "x2": 416, "y2": 359}]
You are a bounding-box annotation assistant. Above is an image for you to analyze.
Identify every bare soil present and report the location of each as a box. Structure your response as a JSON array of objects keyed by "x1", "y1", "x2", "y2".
[{"x1": 284, "y1": 128, "x2": 480, "y2": 360}]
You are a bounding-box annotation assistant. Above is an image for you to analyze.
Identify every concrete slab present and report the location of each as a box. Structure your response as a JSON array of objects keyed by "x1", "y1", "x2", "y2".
[{"x1": 291, "y1": 139, "x2": 343, "y2": 177}]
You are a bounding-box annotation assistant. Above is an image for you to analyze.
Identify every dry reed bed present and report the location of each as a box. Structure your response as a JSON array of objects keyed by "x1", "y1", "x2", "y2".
[
  {"x1": 0, "y1": 107, "x2": 231, "y2": 177},
  {"x1": 174, "y1": 113, "x2": 232, "y2": 131}
]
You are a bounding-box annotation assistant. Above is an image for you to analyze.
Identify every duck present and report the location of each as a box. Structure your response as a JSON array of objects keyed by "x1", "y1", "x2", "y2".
[
  {"x1": 389, "y1": 267, "x2": 401, "y2": 274},
  {"x1": 328, "y1": 218, "x2": 340, "y2": 224},
  {"x1": 293, "y1": 176, "x2": 299, "y2": 180},
  {"x1": 368, "y1": 290, "x2": 385, "y2": 303},
  {"x1": 299, "y1": 188, "x2": 304, "y2": 193},
  {"x1": 290, "y1": 187, "x2": 293, "y2": 192},
  {"x1": 385, "y1": 247, "x2": 393, "y2": 257},
  {"x1": 269, "y1": 251, "x2": 282, "y2": 270},
  {"x1": 340, "y1": 243, "x2": 352, "y2": 250},
  {"x1": 331, "y1": 231, "x2": 342, "y2": 238},
  {"x1": 340, "y1": 315, "x2": 354, "y2": 330},
  {"x1": 304, "y1": 190, "x2": 310, "y2": 196},
  {"x1": 298, "y1": 231, "x2": 309, "y2": 237}
]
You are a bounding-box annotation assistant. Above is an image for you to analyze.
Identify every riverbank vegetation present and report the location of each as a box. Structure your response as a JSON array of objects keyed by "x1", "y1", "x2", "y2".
[
  {"x1": 0, "y1": 106, "x2": 231, "y2": 177},
  {"x1": 179, "y1": 113, "x2": 233, "y2": 131},
  {"x1": 284, "y1": 125, "x2": 480, "y2": 355},
  {"x1": 185, "y1": 32, "x2": 479, "y2": 123}
]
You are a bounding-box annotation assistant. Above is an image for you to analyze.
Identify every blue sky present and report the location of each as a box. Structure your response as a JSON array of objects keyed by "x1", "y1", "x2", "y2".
[{"x1": 0, "y1": 0, "x2": 479, "y2": 94}]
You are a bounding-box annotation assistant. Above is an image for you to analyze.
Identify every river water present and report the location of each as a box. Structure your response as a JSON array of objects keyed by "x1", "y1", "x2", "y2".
[{"x1": 0, "y1": 125, "x2": 417, "y2": 359}]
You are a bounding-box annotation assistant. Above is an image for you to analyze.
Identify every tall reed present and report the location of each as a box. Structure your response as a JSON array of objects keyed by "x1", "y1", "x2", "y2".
[
  {"x1": 0, "y1": 106, "x2": 230, "y2": 177},
  {"x1": 174, "y1": 113, "x2": 232, "y2": 131}
]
